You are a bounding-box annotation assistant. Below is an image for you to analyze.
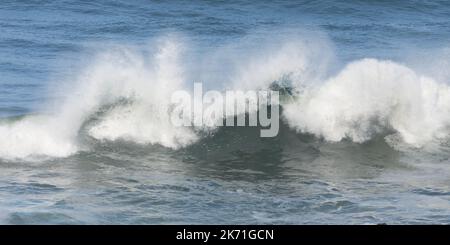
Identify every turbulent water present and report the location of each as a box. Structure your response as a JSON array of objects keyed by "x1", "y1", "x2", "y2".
[{"x1": 1, "y1": 0, "x2": 450, "y2": 224}]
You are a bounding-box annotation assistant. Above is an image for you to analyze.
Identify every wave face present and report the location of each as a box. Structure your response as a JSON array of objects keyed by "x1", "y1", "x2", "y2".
[{"x1": 0, "y1": 33, "x2": 450, "y2": 160}]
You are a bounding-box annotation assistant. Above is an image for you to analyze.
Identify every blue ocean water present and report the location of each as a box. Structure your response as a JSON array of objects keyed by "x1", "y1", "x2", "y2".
[{"x1": 1, "y1": 1, "x2": 450, "y2": 224}]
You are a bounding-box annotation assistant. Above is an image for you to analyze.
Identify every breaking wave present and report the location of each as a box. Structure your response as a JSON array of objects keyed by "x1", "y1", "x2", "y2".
[{"x1": 1, "y1": 32, "x2": 450, "y2": 160}]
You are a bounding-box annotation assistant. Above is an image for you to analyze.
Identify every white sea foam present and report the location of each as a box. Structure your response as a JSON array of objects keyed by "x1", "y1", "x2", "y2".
[
  {"x1": 0, "y1": 115, "x2": 78, "y2": 159},
  {"x1": 284, "y1": 58, "x2": 450, "y2": 146}
]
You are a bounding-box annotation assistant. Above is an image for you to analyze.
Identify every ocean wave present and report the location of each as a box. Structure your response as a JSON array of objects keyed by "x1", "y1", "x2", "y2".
[{"x1": 1, "y1": 33, "x2": 449, "y2": 160}]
